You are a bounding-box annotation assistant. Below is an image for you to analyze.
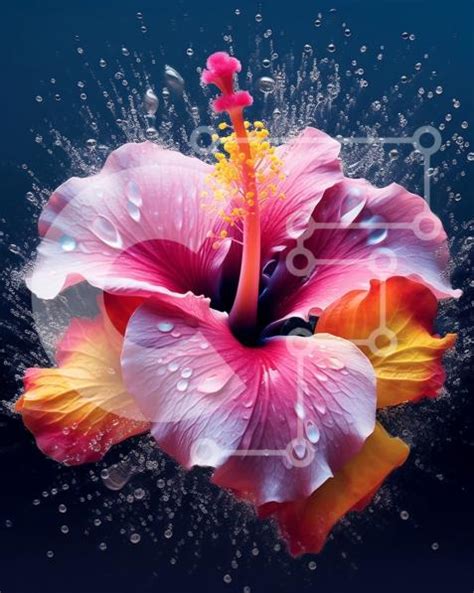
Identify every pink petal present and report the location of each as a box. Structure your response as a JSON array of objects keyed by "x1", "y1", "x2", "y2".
[
  {"x1": 265, "y1": 178, "x2": 460, "y2": 323},
  {"x1": 260, "y1": 127, "x2": 343, "y2": 259},
  {"x1": 121, "y1": 292, "x2": 376, "y2": 506},
  {"x1": 28, "y1": 142, "x2": 228, "y2": 301},
  {"x1": 221, "y1": 127, "x2": 343, "y2": 294}
]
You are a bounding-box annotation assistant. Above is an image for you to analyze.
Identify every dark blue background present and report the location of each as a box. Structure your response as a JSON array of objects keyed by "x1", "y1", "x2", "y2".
[{"x1": 1, "y1": 1, "x2": 473, "y2": 592}]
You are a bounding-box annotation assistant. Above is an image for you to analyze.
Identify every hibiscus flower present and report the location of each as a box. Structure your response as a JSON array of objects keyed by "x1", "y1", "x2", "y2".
[{"x1": 17, "y1": 52, "x2": 458, "y2": 555}]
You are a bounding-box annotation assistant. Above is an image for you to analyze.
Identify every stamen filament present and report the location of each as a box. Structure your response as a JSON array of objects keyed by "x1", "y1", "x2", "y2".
[{"x1": 227, "y1": 112, "x2": 261, "y2": 336}]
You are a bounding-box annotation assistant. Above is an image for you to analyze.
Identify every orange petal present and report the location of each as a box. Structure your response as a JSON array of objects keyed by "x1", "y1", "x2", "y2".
[
  {"x1": 16, "y1": 310, "x2": 149, "y2": 465},
  {"x1": 316, "y1": 276, "x2": 456, "y2": 408},
  {"x1": 262, "y1": 422, "x2": 409, "y2": 556}
]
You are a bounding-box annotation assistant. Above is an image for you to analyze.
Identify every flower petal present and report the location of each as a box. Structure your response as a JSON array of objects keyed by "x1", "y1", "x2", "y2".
[
  {"x1": 265, "y1": 178, "x2": 460, "y2": 324},
  {"x1": 219, "y1": 128, "x2": 343, "y2": 302},
  {"x1": 316, "y1": 277, "x2": 456, "y2": 407},
  {"x1": 121, "y1": 291, "x2": 376, "y2": 506},
  {"x1": 103, "y1": 292, "x2": 146, "y2": 336},
  {"x1": 16, "y1": 306, "x2": 149, "y2": 465},
  {"x1": 28, "y1": 141, "x2": 228, "y2": 301},
  {"x1": 261, "y1": 422, "x2": 409, "y2": 556},
  {"x1": 260, "y1": 127, "x2": 343, "y2": 259}
]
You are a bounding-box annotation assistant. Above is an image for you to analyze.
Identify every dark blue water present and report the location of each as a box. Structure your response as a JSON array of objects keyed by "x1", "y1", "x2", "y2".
[{"x1": 1, "y1": 1, "x2": 473, "y2": 592}]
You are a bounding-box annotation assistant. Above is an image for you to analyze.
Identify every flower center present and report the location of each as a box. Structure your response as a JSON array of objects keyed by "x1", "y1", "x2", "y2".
[{"x1": 201, "y1": 52, "x2": 285, "y2": 339}]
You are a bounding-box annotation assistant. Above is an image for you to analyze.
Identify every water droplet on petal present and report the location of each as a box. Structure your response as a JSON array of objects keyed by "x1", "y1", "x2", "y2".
[
  {"x1": 157, "y1": 321, "x2": 174, "y2": 333},
  {"x1": 181, "y1": 368, "x2": 193, "y2": 379},
  {"x1": 295, "y1": 402, "x2": 305, "y2": 420},
  {"x1": 59, "y1": 235, "x2": 77, "y2": 252},
  {"x1": 126, "y1": 180, "x2": 142, "y2": 206},
  {"x1": 91, "y1": 216, "x2": 123, "y2": 249},
  {"x1": 176, "y1": 380, "x2": 189, "y2": 392},
  {"x1": 198, "y1": 371, "x2": 230, "y2": 394},
  {"x1": 365, "y1": 215, "x2": 388, "y2": 245},
  {"x1": 293, "y1": 440, "x2": 308, "y2": 459},
  {"x1": 328, "y1": 356, "x2": 345, "y2": 370},
  {"x1": 340, "y1": 187, "x2": 366, "y2": 224},
  {"x1": 305, "y1": 421, "x2": 320, "y2": 444},
  {"x1": 127, "y1": 200, "x2": 141, "y2": 222}
]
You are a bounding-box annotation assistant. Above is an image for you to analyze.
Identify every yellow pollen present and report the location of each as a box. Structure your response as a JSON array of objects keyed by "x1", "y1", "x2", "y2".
[{"x1": 203, "y1": 121, "x2": 286, "y2": 231}]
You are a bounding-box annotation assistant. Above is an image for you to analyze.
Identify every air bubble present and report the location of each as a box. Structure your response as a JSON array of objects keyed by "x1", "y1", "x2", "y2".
[
  {"x1": 164, "y1": 65, "x2": 184, "y2": 92},
  {"x1": 130, "y1": 533, "x2": 141, "y2": 544},
  {"x1": 258, "y1": 76, "x2": 275, "y2": 94},
  {"x1": 143, "y1": 88, "x2": 159, "y2": 115}
]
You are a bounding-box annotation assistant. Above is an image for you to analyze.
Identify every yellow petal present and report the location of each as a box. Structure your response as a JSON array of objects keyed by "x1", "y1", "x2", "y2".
[
  {"x1": 316, "y1": 277, "x2": 456, "y2": 407},
  {"x1": 262, "y1": 423, "x2": 409, "y2": 555},
  {"x1": 16, "y1": 307, "x2": 149, "y2": 465}
]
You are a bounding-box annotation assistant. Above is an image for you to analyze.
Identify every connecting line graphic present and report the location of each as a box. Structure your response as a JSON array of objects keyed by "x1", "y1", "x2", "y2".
[
  {"x1": 341, "y1": 125, "x2": 442, "y2": 207},
  {"x1": 190, "y1": 125, "x2": 442, "y2": 468}
]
